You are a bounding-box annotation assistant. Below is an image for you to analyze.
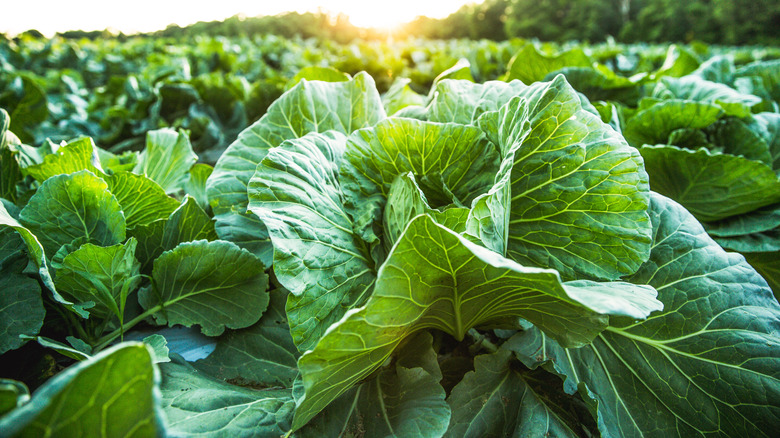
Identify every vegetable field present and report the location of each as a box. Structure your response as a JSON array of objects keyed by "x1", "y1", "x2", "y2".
[{"x1": 1, "y1": 34, "x2": 779, "y2": 437}]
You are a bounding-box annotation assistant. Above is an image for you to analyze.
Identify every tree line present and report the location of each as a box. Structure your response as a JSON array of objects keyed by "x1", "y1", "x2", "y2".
[
  {"x1": 10, "y1": 0, "x2": 779, "y2": 45},
  {"x1": 404, "y1": 0, "x2": 780, "y2": 45}
]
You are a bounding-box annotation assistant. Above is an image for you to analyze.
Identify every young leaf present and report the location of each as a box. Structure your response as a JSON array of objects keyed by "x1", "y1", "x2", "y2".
[
  {"x1": 341, "y1": 117, "x2": 499, "y2": 264},
  {"x1": 134, "y1": 128, "x2": 197, "y2": 193},
  {"x1": 103, "y1": 171, "x2": 180, "y2": 229},
  {"x1": 24, "y1": 137, "x2": 103, "y2": 182},
  {"x1": 427, "y1": 80, "x2": 529, "y2": 125},
  {"x1": 183, "y1": 163, "x2": 213, "y2": 212},
  {"x1": 509, "y1": 193, "x2": 780, "y2": 437},
  {"x1": 138, "y1": 240, "x2": 269, "y2": 336},
  {"x1": 0, "y1": 343, "x2": 164, "y2": 437},
  {"x1": 248, "y1": 131, "x2": 375, "y2": 351},
  {"x1": 53, "y1": 238, "x2": 142, "y2": 320}
]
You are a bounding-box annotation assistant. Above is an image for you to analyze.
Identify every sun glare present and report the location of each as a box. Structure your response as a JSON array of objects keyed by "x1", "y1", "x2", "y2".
[{"x1": 5, "y1": 0, "x2": 472, "y2": 36}]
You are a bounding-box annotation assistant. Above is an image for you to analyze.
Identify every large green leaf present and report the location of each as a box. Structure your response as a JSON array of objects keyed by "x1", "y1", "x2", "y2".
[
  {"x1": 24, "y1": 137, "x2": 103, "y2": 182},
  {"x1": 195, "y1": 288, "x2": 299, "y2": 388},
  {"x1": 0, "y1": 201, "x2": 86, "y2": 317},
  {"x1": 53, "y1": 239, "x2": 141, "y2": 320},
  {"x1": 445, "y1": 348, "x2": 595, "y2": 438},
  {"x1": 206, "y1": 73, "x2": 385, "y2": 261},
  {"x1": 133, "y1": 128, "x2": 197, "y2": 194},
  {"x1": 103, "y1": 171, "x2": 180, "y2": 229},
  {"x1": 18, "y1": 170, "x2": 126, "y2": 257},
  {"x1": 138, "y1": 240, "x2": 269, "y2": 336},
  {"x1": 0, "y1": 343, "x2": 164, "y2": 437},
  {"x1": 509, "y1": 192, "x2": 780, "y2": 437},
  {"x1": 505, "y1": 45, "x2": 591, "y2": 85},
  {"x1": 478, "y1": 75, "x2": 652, "y2": 281},
  {"x1": 623, "y1": 99, "x2": 724, "y2": 147},
  {"x1": 158, "y1": 356, "x2": 294, "y2": 437},
  {"x1": 652, "y1": 76, "x2": 762, "y2": 118},
  {"x1": 291, "y1": 214, "x2": 661, "y2": 431},
  {"x1": 0, "y1": 270, "x2": 44, "y2": 355},
  {"x1": 247, "y1": 131, "x2": 375, "y2": 351},
  {"x1": 639, "y1": 145, "x2": 780, "y2": 222},
  {"x1": 427, "y1": 79, "x2": 528, "y2": 125},
  {"x1": 299, "y1": 332, "x2": 450, "y2": 438}
]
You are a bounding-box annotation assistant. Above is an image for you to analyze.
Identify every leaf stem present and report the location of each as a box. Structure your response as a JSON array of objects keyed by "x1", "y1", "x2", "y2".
[
  {"x1": 467, "y1": 328, "x2": 499, "y2": 354},
  {"x1": 92, "y1": 305, "x2": 162, "y2": 352}
]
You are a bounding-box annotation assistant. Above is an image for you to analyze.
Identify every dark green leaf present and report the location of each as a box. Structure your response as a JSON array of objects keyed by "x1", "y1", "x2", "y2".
[
  {"x1": 139, "y1": 240, "x2": 269, "y2": 336},
  {"x1": 159, "y1": 356, "x2": 294, "y2": 437}
]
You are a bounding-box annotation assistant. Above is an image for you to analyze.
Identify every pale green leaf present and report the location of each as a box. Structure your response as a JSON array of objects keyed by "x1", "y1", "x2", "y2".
[
  {"x1": 427, "y1": 79, "x2": 528, "y2": 125},
  {"x1": 54, "y1": 238, "x2": 141, "y2": 319},
  {"x1": 247, "y1": 131, "x2": 375, "y2": 351},
  {"x1": 103, "y1": 171, "x2": 180, "y2": 229},
  {"x1": 206, "y1": 73, "x2": 385, "y2": 263},
  {"x1": 134, "y1": 128, "x2": 197, "y2": 193},
  {"x1": 24, "y1": 137, "x2": 103, "y2": 182},
  {"x1": 478, "y1": 75, "x2": 652, "y2": 281}
]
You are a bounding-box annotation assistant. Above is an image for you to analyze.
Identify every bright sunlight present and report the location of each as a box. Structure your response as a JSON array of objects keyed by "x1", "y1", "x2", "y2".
[{"x1": 5, "y1": 0, "x2": 474, "y2": 36}]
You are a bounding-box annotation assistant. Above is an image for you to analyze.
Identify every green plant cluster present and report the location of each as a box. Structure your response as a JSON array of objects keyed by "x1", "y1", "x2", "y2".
[{"x1": 0, "y1": 37, "x2": 779, "y2": 437}]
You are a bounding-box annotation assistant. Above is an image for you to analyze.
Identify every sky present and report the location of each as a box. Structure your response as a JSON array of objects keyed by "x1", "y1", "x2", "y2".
[{"x1": 4, "y1": 1, "x2": 476, "y2": 36}]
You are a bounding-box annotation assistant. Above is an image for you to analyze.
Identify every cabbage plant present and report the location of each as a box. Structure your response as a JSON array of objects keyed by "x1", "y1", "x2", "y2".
[{"x1": 1, "y1": 73, "x2": 778, "y2": 437}]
